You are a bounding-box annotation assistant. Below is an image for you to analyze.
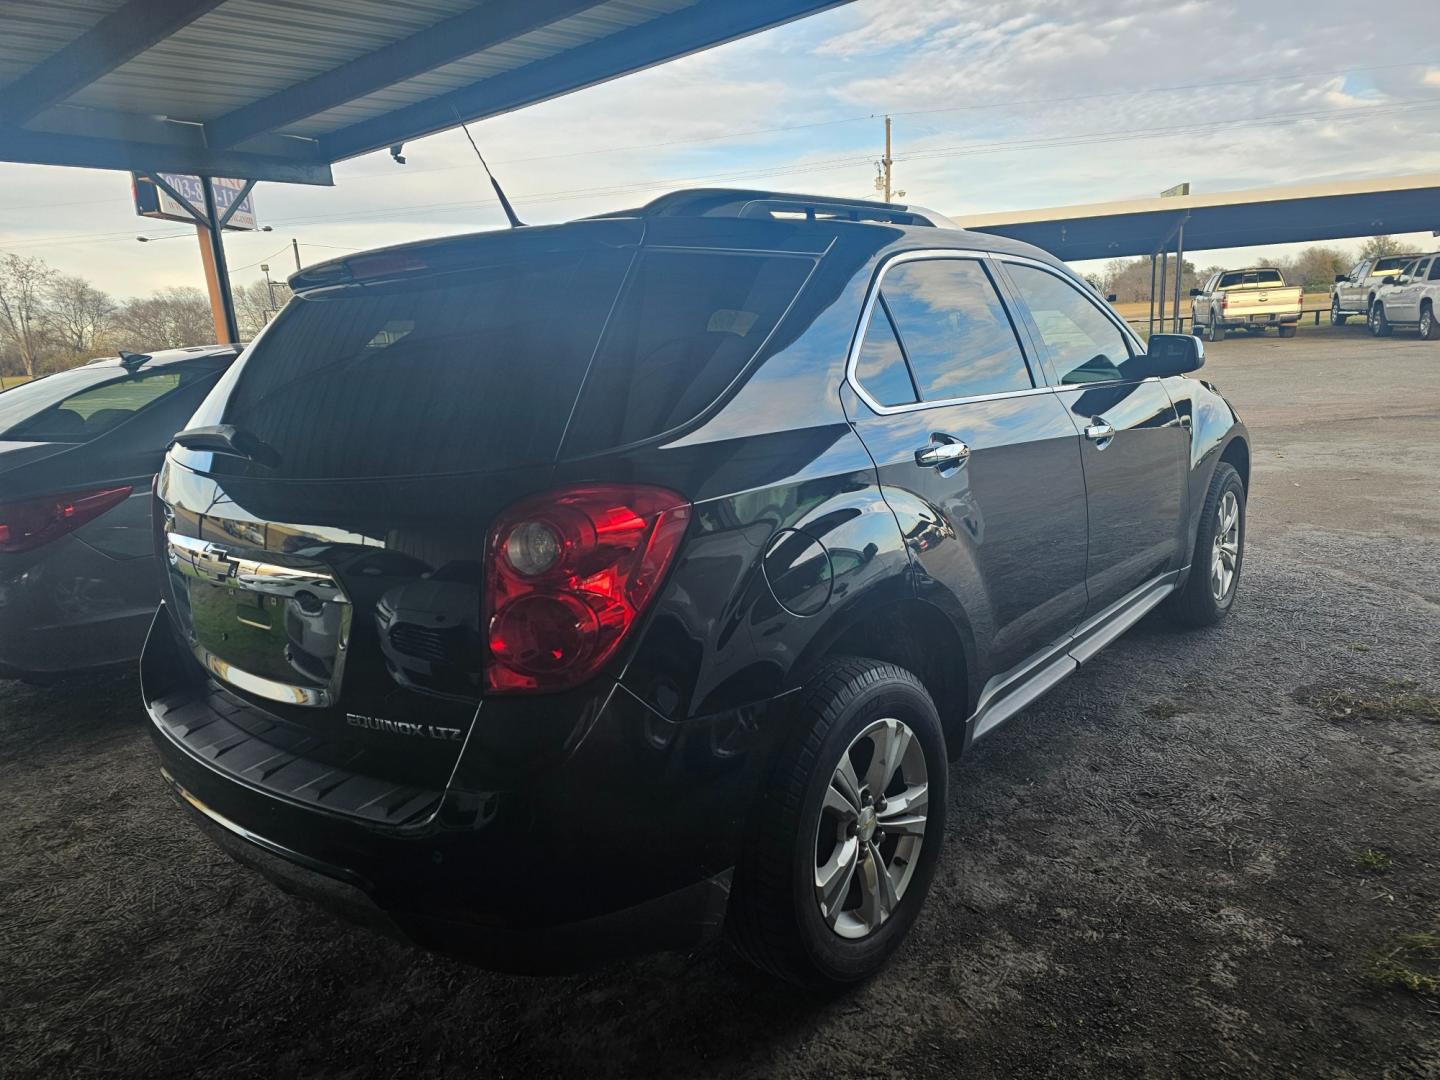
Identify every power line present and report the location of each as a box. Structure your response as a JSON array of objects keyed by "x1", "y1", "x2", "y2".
[
  {"x1": 4, "y1": 91, "x2": 1438, "y2": 248},
  {"x1": 4, "y1": 57, "x2": 1433, "y2": 221}
]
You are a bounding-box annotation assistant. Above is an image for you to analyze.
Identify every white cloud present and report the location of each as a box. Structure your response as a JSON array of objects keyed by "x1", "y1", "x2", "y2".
[{"x1": 2, "y1": 0, "x2": 1438, "y2": 301}]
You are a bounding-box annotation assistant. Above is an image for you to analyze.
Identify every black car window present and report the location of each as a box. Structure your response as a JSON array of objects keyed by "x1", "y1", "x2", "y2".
[
  {"x1": 853, "y1": 299, "x2": 918, "y2": 407},
  {"x1": 1413, "y1": 258, "x2": 1431, "y2": 279},
  {"x1": 0, "y1": 367, "x2": 193, "y2": 444},
  {"x1": 878, "y1": 259, "x2": 1032, "y2": 401},
  {"x1": 217, "y1": 249, "x2": 631, "y2": 479},
  {"x1": 1005, "y1": 263, "x2": 1133, "y2": 385},
  {"x1": 564, "y1": 250, "x2": 814, "y2": 453},
  {"x1": 1430, "y1": 260, "x2": 1440, "y2": 282}
]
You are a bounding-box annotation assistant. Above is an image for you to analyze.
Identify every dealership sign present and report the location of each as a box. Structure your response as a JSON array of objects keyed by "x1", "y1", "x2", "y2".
[{"x1": 132, "y1": 173, "x2": 258, "y2": 230}]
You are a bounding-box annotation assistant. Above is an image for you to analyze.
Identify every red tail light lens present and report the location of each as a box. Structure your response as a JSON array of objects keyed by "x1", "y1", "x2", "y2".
[
  {"x1": 484, "y1": 484, "x2": 690, "y2": 694},
  {"x1": 0, "y1": 485, "x2": 133, "y2": 554}
]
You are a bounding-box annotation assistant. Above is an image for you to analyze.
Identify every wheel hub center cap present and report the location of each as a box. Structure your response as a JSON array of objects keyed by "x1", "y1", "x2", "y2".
[{"x1": 857, "y1": 805, "x2": 878, "y2": 843}]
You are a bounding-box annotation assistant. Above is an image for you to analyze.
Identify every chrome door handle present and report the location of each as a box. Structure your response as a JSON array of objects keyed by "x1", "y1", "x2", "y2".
[
  {"x1": 1084, "y1": 422, "x2": 1115, "y2": 442},
  {"x1": 914, "y1": 441, "x2": 970, "y2": 468}
]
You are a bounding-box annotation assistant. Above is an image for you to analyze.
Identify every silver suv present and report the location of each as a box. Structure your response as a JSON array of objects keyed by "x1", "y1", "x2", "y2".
[{"x1": 1369, "y1": 253, "x2": 1440, "y2": 340}]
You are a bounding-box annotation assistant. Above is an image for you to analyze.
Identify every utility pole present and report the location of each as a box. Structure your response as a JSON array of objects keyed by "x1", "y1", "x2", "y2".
[
  {"x1": 292, "y1": 237, "x2": 302, "y2": 272},
  {"x1": 882, "y1": 115, "x2": 893, "y2": 203},
  {"x1": 260, "y1": 264, "x2": 276, "y2": 314}
]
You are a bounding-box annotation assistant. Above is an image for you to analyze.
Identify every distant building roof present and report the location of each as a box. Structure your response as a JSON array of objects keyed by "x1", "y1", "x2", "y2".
[{"x1": 954, "y1": 174, "x2": 1440, "y2": 260}]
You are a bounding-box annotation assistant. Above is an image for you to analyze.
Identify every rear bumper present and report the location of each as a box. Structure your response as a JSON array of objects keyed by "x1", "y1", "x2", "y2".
[
  {"x1": 168, "y1": 769, "x2": 733, "y2": 973},
  {"x1": 1217, "y1": 312, "x2": 1300, "y2": 327},
  {"x1": 143, "y1": 603, "x2": 783, "y2": 972}
]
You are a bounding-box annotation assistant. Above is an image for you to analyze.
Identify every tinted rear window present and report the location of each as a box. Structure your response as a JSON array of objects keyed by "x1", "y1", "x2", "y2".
[
  {"x1": 1219, "y1": 269, "x2": 1283, "y2": 287},
  {"x1": 0, "y1": 366, "x2": 200, "y2": 444},
  {"x1": 562, "y1": 250, "x2": 814, "y2": 453},
  {"x1": 216, "y1": 250, "x2": 630, "y2": 479}
]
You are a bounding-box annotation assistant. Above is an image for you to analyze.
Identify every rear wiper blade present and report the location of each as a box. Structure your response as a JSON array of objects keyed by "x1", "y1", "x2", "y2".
[{"x1": 171, "y1": 424, "x2": 281, "y2": 468}]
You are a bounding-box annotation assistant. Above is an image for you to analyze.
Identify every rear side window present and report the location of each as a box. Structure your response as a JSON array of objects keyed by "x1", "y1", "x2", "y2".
[
  {"x1": 563, "y1": 250, "x2": 814, "y2": 453},
  {"x1": 1430, "y1": 261, "x2": 1440, "y2": 282},
  {"x1": 0, "y1": 367, "x2": 194, "y2": 444},
  {"x1": 1005, "y1": 263, "x2": 1132, "y2": 384},
  {"x1": 876, "y1": 259, "x2": 1032, "y2": 401},
  {"x1": 853, "y1": 301, "x2": 918, "y2": 407},
  {"x1": 218, "y1": 250, "x2": 630, "y2": 479}
]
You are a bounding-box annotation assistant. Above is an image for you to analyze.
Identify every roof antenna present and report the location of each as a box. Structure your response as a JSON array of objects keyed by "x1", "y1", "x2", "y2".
[{"x1": 453, "y1": 109, "x2": 524, "y2": 229}]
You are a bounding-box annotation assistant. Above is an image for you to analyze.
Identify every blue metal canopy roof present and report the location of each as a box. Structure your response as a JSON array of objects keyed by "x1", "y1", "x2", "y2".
[
  {"x1": 956, "y1": 174, "x2": 1440, "y2": 261},
  {"x1": 0, "y1": 0, "x2": 852, "y2": 185}
]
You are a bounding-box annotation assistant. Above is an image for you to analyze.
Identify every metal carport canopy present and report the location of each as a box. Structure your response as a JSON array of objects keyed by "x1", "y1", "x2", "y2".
[
  {"x1": 955, "y1": 174, "x2": 1440, "y2": 261},
  {"x1": 0, "y1": 0, "x2": 851, "y2": 185}
]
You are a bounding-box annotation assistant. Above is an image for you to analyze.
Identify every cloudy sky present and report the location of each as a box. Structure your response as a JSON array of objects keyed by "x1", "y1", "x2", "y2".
[{"x1": 3, "y1": 0, "x2": 1438, "y2": 298}]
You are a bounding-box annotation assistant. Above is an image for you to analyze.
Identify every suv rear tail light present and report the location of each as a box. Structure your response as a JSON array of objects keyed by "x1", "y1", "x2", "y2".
[
  {"x1": 0, "y1": 485, "x2": 133, "y2": 554},
  {"x1": 483, "y1": 484, "x2": 690, "y2": 694}
]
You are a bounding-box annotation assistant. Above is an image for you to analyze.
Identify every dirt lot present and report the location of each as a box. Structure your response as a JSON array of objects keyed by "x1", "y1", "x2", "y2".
[{"x1": 3, "y1": 324, "x2": 1438, "y2": 1079}]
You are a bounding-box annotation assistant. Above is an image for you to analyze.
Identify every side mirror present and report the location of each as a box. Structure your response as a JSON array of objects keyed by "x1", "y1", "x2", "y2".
[
  {"x1": 1393, "y1": 276, "x2": 1410, "y2": 286},
  {"x1": 1106, "y1": 293, "x2": 1117, "y2": 303},
  {"x1": 1188, "y1": 287, "x2": 1202, "y2": 297},
  {"x1": 1334, "y1": 273, "x2": 1348, "y2": 283},
  {"x1": 1136, "y1": 333, "x2": 1204, "y2": 378}
]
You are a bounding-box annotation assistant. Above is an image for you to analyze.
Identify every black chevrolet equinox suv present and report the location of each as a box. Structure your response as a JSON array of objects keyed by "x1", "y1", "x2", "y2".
[{"x1": 144, "y1": 189, "x2": 1249, "y2": 988}]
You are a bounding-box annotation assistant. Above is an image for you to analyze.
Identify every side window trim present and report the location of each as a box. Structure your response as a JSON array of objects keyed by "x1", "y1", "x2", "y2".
[
  {"x1": 845, "y1": 248, "x2": 1047, "y2": 415},
  {"x1": 874, "y1": 292, "x2": 923, "y2": 403},
  {"x1": 992, "y1": 255, "x2": 1145, "y2": 386}
]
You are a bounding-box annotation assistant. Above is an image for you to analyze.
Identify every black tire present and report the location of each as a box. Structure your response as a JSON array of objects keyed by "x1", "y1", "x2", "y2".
[
  {"x1": 1166, "y1": 462, "x2": 1245, "y2": 628},
  {"x1": 1420, "y1": 302, "x2": 1439, "y2": 341},
  {"x1": 1331, "y1": 298, "x2": 1348, "y2": 326},
  {"x1": 1370, "y1": 302, "x2": 1392, "y2": 337},
  {"x1": 1207, "y1": 312, "x2": 1225, "y2": 342},
  {"x1": 727, "y1": 657, "x2": 948, "y2": 990},
  {"x1": 1277, "y1": 324, "x2": 1296, "y2": 339}
]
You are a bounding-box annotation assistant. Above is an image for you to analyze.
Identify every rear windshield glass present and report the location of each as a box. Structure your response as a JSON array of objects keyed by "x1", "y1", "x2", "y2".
[
  {"x1": 563, "y1": 250, "x2": 813, "y2": 454},
  {"x1": 0, "y1": 365, "x2": 193, "y2": 444},
  {"x1": 1374, "y1": 256, "x2": 1414, "y2": 272},
  {"x1": 1219, "y1": 269, "x2": 1283, "y2": 288},
  {"x1": 216, "y1": 250, "x2": 631, "y2": 479}
]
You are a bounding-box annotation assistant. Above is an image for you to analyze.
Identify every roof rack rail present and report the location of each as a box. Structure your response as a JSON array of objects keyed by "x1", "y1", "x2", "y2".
[{"x1": 635, "y1": 188, "x2": 957, "y2": 229}]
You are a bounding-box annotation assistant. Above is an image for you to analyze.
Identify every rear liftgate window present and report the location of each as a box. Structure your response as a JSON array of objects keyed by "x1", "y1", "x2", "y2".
[
  {"x1": 563, "y1": 249, "x2": 814, "y2": 454},
  {"x1": 218, "y1": 250, "x2": 630, "y2": 479}
]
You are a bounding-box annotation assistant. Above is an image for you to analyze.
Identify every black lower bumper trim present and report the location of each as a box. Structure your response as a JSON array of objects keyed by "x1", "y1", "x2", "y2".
[{"x1": 166, "y1": 772, "x2": 734, "y2": 974}]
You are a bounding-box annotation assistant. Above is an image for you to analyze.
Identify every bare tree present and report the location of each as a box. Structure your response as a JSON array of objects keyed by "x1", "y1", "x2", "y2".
[
  {"x1": 1287, "y1": 246, "x2": 1351, "y2": 290},
  {"x1": 233, "y1": 278, "x2": 290, "y2": 339},
  {"x1": 48, "y1": 274, "x2": 116, "y2": 360},
  {"x1": 113, "y1": 286, "x2": 215, "y2": 351},
  {"x1": 0, "y1": 253, "x2": 59, "y2": 378},
  {"x1": 1359, "y1": 235, "x2": 1403, "y2": 260},
  {"x1": 1103, "y1": 255, "x2": 1200, "y2": 304}
]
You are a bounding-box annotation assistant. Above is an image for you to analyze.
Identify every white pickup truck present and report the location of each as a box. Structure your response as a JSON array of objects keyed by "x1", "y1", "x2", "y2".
[
  {"x1": 1330, "y1": 253, "x2": 1419, "y2": 325},
  {"x1": 1369, "y1": 252, "x2": 1440, "y2": 340},
  {"x1": 1190, "y1": 267, "x2": 1303, "y2": 341}
]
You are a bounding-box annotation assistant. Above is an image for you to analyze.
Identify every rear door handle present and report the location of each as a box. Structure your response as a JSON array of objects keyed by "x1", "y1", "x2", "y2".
[{"x1": 914, "y1": 440, "x2": 971, "y2": 468}]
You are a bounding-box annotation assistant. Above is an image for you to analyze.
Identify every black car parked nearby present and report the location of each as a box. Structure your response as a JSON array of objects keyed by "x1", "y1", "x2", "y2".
[
  {"x1": 0, "y1": 345, "x2": 240, "y2": 681},
  {"x1": 143, "y1": 190, "x2": 1249, "y2": 988}
]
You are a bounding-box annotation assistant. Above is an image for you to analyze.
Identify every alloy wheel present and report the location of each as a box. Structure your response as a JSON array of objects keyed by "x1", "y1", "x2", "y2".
[
  {"x1": 1210, "y1": 489, "x2": 1240, "y2": 602},
  {"x1": 814, "y1": 717, "x2": 928, "y2": 939}
]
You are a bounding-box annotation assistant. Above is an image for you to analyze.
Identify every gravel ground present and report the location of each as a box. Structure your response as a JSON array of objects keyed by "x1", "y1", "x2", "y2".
[{"x1": 3, "y1": 325, "x2": 1439, "y2": 1079}]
